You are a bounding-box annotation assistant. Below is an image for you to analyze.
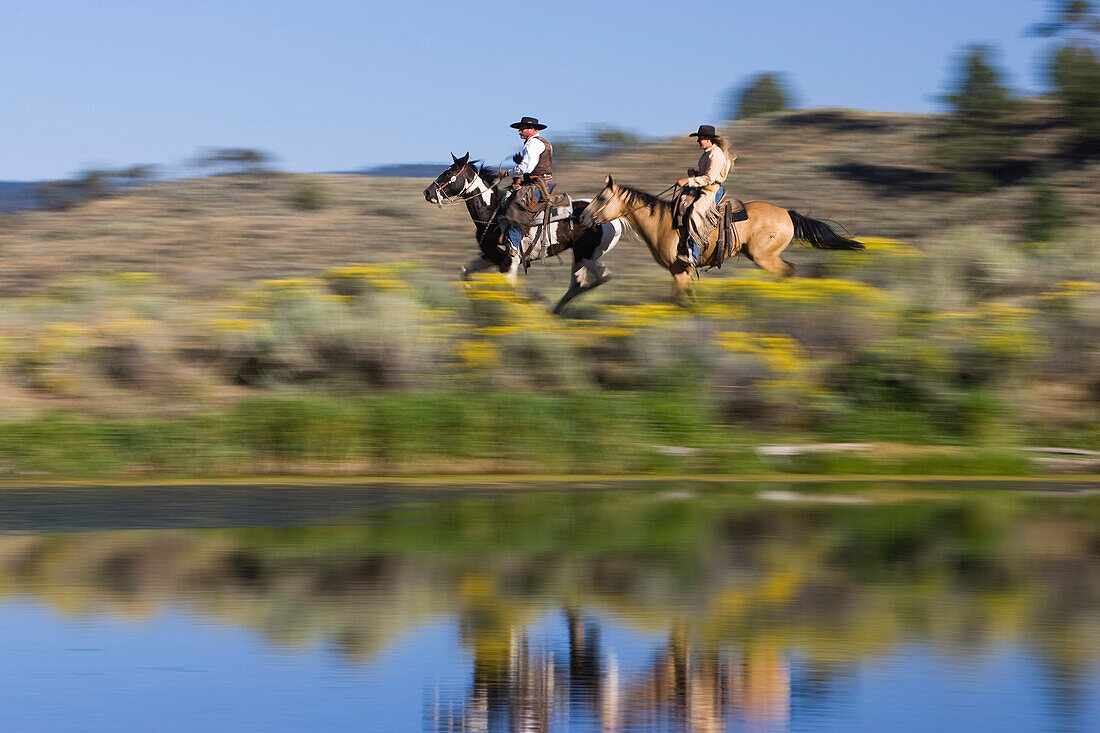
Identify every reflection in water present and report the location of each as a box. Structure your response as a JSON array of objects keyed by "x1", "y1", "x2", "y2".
[
  {"x1": 432, "y1": 616, "x2": 792, "y2": 732},
  {"x1": 0, "y1": 486, "x2": 1098, "y2": 731}
]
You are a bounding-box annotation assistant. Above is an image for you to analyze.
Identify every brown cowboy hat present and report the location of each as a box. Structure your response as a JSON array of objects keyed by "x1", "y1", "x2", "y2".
[
  {"x1": 688, "y1": 124, "x2": 718, "y2": 139},
  {"x1": 509, "y1": 116, "x2": 547, "y2": 130}
]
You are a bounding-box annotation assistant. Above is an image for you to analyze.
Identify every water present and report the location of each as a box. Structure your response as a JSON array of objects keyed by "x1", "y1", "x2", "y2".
[{"x1": 0, "y1": 481, "x2": 1097, "y2": 732}]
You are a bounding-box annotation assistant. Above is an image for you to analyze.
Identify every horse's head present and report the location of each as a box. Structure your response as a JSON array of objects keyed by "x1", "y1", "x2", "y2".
[
  {"x1": 423, "y1": 153, "x2": 480, "y2": 207},
  {"x1": 579, "y1": 175, "x2": 625, "y2": 227}
]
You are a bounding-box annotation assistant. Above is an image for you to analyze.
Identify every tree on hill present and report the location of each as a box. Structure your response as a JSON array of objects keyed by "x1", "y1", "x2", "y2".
[
  {"x1": 1050, "y1": 45, "x2": 1100, "y2": 153},
  {"x1": 1029, "y1": 0, "x2": 1100, "y2": 39},
  {"x1": 726, "y1": 73, "x2": 794, "y2": 120},
  {"x1": 934, "y1": 45, "x2": 1024, "y2": 192},
  {"x1": 1030, "y1": 1, "x2": 1100, "y2": 155},
  {"x1": 35, "y1": 165, "x2": 155, "y2": 210},
  {"x1": 553, "y1": 126, "x2": 643, "y2": 160},
  {"x1": 195, "y1": 148, "x2": 275, "y2": 175}
]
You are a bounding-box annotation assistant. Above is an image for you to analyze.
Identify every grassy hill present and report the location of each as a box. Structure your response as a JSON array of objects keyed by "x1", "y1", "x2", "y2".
[{"x1": 0, "y1": 106, "x2": 1095, "y2": 299}]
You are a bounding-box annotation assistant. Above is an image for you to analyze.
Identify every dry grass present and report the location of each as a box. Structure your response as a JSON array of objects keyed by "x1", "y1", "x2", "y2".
[{"x1": 0, "y1": 107, "x2": 1096, "y2": 302}]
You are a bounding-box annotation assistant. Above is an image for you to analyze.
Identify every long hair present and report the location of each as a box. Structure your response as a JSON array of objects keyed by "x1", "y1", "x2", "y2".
[{"x1": 711, "y1": 135, "x2": 729, "y2": 153}]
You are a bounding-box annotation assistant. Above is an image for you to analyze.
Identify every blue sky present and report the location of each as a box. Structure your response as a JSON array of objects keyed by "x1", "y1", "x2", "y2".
[{"x1": 2, "y1": 0, "x2": 1054, "y2": 180}]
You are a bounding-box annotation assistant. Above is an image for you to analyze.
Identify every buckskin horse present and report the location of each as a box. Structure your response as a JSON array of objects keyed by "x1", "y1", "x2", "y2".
[
  {"x1": 424, "y1": 154, "x2": 623, "y2": 314},
  {"x1": 579, "y1": 176, "x2": 864, "y2": 300}
]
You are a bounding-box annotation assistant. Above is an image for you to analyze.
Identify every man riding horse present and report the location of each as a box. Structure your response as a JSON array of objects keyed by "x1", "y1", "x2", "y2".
[
  {"x1": 499, "y1": 116, "x2": 556, "y2": 279},
  {"x1": 675, "y1": 124, "x2": 734, "y2": 267}
]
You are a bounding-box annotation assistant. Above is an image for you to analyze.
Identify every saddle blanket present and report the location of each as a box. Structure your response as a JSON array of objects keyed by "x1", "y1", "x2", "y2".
[
  {"x1": 521, "y1": 221, "x2": 559, "y2": 260},
  {"x1": 545, "y1": 194, "x2": 573, "y2": 223}
]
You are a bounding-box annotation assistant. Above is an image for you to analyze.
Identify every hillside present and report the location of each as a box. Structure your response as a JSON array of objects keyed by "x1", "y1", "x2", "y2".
[
  {"x1": 0, "y1": 107, "x2": 1095, "y2": 472},
  {"x1": 0, "y1": 106, "x2": 1096, "y2": 299}
]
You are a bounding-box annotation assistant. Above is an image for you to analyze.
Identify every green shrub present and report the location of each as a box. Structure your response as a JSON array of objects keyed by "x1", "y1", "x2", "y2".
[
  {"x1": 1023, "y1": 181, "x2": 1073, "y2": 243},
  {"x1": 288, "y1": 178, "x2": 328, "y2": 211}
]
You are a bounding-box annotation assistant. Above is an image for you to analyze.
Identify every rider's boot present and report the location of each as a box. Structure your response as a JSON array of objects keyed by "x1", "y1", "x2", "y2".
[{"x1": 675, "y1": 235, "x2": 698, "y2": 268}]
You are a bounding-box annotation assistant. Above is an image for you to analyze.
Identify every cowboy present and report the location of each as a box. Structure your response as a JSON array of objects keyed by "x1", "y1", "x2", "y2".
[
  {"x1": 499, "y1": 116, "x2": 555, "y2": 277},
  {"x1": 675, "y1": 124, "x2": 734, "y2": 266}
]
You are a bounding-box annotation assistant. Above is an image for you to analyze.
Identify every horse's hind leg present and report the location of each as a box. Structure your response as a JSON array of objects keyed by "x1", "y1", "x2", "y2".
[
  {"x1": 552, "y1": 277, "x2": 585, "y2": 316},
  {"x1": 748, "y1": 229, "x2": 796, "y2": 277},
  {"x1": 552, "y1": 256, "x2": 604, "y2": 315},
  {"x1": 756, "y1": 254, "x2": 796, "y2": 277}
]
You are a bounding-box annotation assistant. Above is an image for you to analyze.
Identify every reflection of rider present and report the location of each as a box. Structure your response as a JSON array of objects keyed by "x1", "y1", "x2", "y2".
[
  {"x1": 676, "y1": 124, "x2": 733, "y2": 266},
  {"x1": 499, "y1": 116, "x2": 554, "y2": 275}
]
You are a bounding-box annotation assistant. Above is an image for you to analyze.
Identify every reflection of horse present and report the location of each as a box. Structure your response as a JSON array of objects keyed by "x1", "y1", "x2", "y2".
[
  {"x1": 424, "y1": 154, "x2": 623, "y2": 314},
  {"x1": 428, "y1": 610, "x2": 791, "y2": 732},
  {"x1": 579, "y1": 176, "x2": 864, "y2": 301}
]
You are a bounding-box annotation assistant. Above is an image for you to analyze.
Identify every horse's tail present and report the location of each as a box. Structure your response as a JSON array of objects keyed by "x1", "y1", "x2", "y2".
[{"x1": 787, "y1": 210, "x2": 864, "y2": 250}]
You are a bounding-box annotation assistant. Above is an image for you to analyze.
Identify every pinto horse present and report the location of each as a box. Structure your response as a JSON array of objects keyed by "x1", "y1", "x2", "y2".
[
  {"x1": 424, "y1": 154, "x2": 623, "y2": 314},
  {"x1": 579, "y1": 176, "x2": 864, "y2": 300}
]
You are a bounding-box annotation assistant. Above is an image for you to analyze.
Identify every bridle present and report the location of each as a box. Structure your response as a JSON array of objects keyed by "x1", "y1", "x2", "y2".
[
  {"x1": 430, "y1": 162, "x2": 485, "y2": 207},
  {"x1": 427, "y1": 160, "x2": 507, "y2": 243},
  {"x1": 585, "y1": 189, "x2": 620, "y2": 226}
]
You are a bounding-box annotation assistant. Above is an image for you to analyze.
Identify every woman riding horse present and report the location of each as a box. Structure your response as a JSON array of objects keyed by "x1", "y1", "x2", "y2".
[
  {"x1": 676, "y1": 124, "x2": 734, "y2": 267},
  {"x1": 579, "y1": 176, "x2": 863, "y2": 301}
]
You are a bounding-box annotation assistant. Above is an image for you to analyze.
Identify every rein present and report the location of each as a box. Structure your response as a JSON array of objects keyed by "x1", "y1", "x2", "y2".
[{"x1": 436, "y1": 166, "x2": 508, "y2": 243}]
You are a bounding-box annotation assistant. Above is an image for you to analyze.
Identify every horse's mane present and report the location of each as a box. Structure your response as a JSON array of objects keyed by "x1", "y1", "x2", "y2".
[
  {"x1": 477, "y1": 165, "x2": 499, "y2": 187},
  {"x1": 617, "y1": 183, "x2": 674, "y2": 212}
]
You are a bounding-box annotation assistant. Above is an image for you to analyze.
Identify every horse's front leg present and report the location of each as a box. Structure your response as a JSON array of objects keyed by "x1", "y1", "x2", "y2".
[
  {"x1": 581, "y1": 221, "x2": 621, "y2": 285},
  {"x1": 552, "y1": 255, "x2": 611, "y2": 315},
  {"x1": 461, "y1": 255, "x2": 496, "y2": 284},
  {"x1": 582, "y1": 256, "x2": 612, "y2": 286},
  {"x1": 672, "y1": 267, "x2": 695, "y2": 305},
  {"x1": 501, "y1": 247, "x2": 524, "y2": 286}
]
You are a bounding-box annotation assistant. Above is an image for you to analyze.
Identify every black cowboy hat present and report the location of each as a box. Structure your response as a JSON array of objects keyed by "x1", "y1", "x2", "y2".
[
  {"x1": 688, "y1": 124, "x2": 718, "y2": 139},
  {"x1": 509, "y1": 116, "x2": 547, "y2": 130}
]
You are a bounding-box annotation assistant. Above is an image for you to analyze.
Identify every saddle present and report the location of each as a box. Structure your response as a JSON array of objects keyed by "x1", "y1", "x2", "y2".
[
  {"x1": 503, "y1": 179, "x2": 573, "y2": 265},
  {"x1": 502, "y1": 179, "x2": 572, "y2": 228},
  {"x1": 674, "y1": 187, "x2": 749, "y2": 269},
  {"x1": 706, "y1": 197, "x2": 749, "y2": 269}
]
